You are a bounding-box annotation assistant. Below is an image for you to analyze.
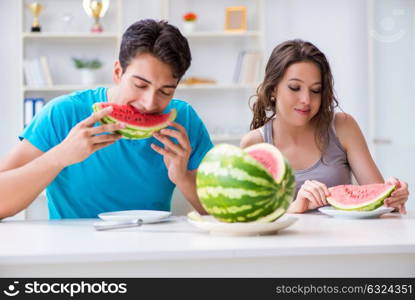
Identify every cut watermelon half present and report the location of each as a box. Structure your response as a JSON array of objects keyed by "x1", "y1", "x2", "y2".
[
  {"x1": 244, "y1": 143, "x2": 286, "y2": 184},
  {"x1": 327, "y1": 183, "x2": 396, "y2": 211},
  {"x1": 92, "y1": 103, "x2": 176, "y2": 140}
]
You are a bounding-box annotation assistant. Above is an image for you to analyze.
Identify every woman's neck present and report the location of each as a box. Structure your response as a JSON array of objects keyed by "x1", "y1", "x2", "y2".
[{"x1": 273, "y1": 117, "x2": 315, "y2": 146}]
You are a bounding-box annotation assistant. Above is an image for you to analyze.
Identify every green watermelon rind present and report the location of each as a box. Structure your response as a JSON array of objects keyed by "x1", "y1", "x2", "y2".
[
  {"x1": 92, "y1": 103, "x2": 176, "y2": 140},
  {"x1": 327, "y1": 185, "x2": 396, "y2": 211},
  {"x1": 196, "y1": 145, "x2": 281, "y2": 222}
]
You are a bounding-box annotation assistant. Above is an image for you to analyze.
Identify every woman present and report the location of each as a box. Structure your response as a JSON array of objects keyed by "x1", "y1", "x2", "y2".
[{"x1": 240, "y1": 39, "x2": 409, "y2": 213}]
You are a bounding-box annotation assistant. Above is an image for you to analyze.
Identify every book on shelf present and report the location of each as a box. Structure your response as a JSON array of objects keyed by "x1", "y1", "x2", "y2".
[
  {"x1": 232, "y1": 51, "x2": 246, "y2": 83},
  {"x1": 39, "y1": 56, "x2": 53, "y2": 86},
  {"x1": 23, "y1": 56, "x2": 53, "y2": 87},
  {"x1": 24, "y1": 98, "x2": 45, "y2": 127},
  {"x1": 233, "y1": 50, "x2": 261, "y2": 84}
]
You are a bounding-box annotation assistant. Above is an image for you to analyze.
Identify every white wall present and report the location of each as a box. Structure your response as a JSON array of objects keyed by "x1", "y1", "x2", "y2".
[
  {"x1": 264, "y1": 0, "x2": 369, "y2": 135},
  {"x1": 0, "y1": 0, "x2": 22, "y2": 157}
]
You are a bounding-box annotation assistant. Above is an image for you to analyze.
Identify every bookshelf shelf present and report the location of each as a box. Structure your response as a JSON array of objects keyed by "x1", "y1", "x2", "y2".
[
  {"x1": 177, "y1": 82, "x2": 259, "y2": 90},
  {"x1": 23, "y1": 82, "x2": 260, "y2": 92},
  {"x1": 22, "y1": 32, "x2": 119, "y2": 39},
  {"x1": 20, "y1": 0, "x2": 123, "y2": 123},
  {"x1": 184, "y1": 31, "x2": 261, "y2": 38},
  {"x1": 23, "y1": 84, "x2": 111, "y2": 92}
]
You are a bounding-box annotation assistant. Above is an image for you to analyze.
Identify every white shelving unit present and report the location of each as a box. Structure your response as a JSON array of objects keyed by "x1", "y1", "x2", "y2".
[
  {"x1": 20, "y1": 0, "x2": 122, "y2": 128},
  {"x1": 160, "y1": 0, "x2": 265, "y2": 145}
]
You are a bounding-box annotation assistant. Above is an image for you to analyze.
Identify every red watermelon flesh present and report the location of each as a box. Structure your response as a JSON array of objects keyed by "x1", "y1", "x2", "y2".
[
  {"x1": 244, "y1": 143, "x2": 286, "y2": 183},
  {"x1": 327, "y1": 183, "x2": 396, "y2": 211},
  {"x1": 95, "y1": 102, "x2": 176, "y2": 130}
]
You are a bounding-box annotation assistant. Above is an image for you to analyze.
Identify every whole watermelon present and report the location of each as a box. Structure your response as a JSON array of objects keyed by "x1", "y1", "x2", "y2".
[{"x1": 196, "y1": 143, "x2": 295, "y2": 223}]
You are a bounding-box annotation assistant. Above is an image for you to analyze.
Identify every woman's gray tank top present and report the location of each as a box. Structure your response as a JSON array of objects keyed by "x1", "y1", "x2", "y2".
[{"x1": 259, "y1": 116, "x2": 351, "y2": 197}]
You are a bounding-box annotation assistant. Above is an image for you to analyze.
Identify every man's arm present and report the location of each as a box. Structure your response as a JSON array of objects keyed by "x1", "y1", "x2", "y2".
[
  {"x1": 0, "y1": 107, "x2": 123, "y2": 219},
  {"x1": 175, "y1": 169, "x2": 207, "y2": 215},
  {"x1": 0, "y1": 140, "x2": 64, "y2": 218}
]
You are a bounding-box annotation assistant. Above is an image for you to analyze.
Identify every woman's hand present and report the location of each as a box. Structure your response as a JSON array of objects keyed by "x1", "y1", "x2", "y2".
[
  {"x1": 289, "y1": 180, "x2": 330, "y2": 213},
  {"x1": 54, "y1": 106, "x2": 123, "y2": 167},
  {"x1": 151, "y1": 122, "x2": 192, "y2": 185},
  {"x1": 384, "y1": 176, "x2": 409, "y2": 214}
]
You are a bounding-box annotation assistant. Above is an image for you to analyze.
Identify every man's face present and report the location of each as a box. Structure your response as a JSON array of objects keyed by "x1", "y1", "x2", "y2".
[{"x1": 112, "y1": 52, "x2": 178, "y2": 114}]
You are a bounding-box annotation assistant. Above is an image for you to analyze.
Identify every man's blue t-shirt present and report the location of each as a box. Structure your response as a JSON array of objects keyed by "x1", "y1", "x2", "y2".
[{"x1": 20, "y1": 87, "x2": 213, "y2": 219}]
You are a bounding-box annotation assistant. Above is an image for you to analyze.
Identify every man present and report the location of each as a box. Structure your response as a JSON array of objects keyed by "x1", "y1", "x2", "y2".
[{"x1": 0, "y1": 19, "x2": 213, "y2": 219}]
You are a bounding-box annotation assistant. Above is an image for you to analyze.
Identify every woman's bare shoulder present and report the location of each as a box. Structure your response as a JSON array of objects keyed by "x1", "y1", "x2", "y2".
[
  {"x1": 240, "y1": 129, "x2": 264, "y2": 149},
  {"x1": 334, "y1": 112, "x2": 365, "y2": 151},
  {"x1": 334, "y1": 112, "x2": 360, "y2": 133}
]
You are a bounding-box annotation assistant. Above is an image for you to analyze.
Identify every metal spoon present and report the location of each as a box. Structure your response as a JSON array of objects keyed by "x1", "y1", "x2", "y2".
[{"x1": 94, "y1": 218, "x2": 143, "y2": 231}]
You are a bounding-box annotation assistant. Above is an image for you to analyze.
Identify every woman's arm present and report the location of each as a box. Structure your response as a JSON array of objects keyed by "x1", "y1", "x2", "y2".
[
  {"x1": 335, "y1": 113, "x2": 409, "y2": 213},
  {"x1": 334, "y1": 112, "x2": 384, "y2": 184}
]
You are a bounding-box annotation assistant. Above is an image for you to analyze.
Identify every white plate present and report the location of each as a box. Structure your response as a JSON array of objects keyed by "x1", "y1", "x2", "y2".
[
  {"x1": 318, "y1": 206, "x2": 394, "y2": 219},
  {"x1": 98, "y1": 210, "x2": 171, "y2": 223},
  {"x1": 187, "y1": 213, "x2": 298, "y2": 236}
]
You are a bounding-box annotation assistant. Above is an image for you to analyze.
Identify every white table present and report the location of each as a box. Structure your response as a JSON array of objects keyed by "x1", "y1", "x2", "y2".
[{"x1": 1, "y1": 212, "x2": 414, "y2": 277}]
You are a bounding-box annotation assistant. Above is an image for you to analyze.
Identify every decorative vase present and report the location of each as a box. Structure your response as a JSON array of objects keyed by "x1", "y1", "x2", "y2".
[
  {"x1": 81, "y1": 69, "x2": 97, "y2": 85},
  {"x1": 183, "y1": 21, "x2": 196, "y2": 34}
]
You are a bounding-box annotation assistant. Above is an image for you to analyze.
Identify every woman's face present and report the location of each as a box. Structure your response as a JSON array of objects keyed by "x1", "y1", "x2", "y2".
[
  {"x1": 273, "y1": 61, "x2": 322, "y2": 127},
  {"x1": 112, "y1": 52, "x2": 178, "y2": 114}
]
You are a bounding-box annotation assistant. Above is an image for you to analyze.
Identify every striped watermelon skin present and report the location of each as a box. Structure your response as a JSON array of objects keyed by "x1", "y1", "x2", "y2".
[{"x1": 196, "y1": 144, "x2": 295, "y2": 223}]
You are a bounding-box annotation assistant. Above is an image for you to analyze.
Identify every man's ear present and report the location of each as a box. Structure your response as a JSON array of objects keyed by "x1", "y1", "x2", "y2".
[{"x1": 112, "y1": 60, "x2": 123, "y2": 84}]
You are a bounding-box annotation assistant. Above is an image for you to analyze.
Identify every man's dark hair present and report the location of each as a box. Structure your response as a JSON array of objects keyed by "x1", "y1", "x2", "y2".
[{"x1": 119, "y1": 19, "x2": 191, "y2": 80}]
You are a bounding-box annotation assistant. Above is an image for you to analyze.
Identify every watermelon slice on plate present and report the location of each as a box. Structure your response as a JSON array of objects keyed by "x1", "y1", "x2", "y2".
[{"x1": 327, "y1": 183, "x2": 396, "y2": 211}]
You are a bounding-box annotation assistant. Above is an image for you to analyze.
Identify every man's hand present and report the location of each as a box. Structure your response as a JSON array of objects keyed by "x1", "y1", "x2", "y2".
[
  {"x1": 54, "y1": 105, "x2": 123, "y2": 167},
  {"x1": 151, "y1": 121, "x2": 192, "y2": 185}
]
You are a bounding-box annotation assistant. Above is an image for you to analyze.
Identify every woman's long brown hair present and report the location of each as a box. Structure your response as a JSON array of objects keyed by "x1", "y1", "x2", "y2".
[{"x1": 250, "y1": 39, "x2": 338, "y2": 153}]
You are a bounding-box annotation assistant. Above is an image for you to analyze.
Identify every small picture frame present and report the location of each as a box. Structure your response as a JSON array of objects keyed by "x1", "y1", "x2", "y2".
[{"x1": 224, "y1": 6, "x2": 247, "y2": 32}]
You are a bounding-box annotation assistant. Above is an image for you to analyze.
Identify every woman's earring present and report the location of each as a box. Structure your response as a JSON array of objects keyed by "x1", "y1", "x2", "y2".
[{"x1": 270, "y1": 96, "x2": 276, "y2": 103}]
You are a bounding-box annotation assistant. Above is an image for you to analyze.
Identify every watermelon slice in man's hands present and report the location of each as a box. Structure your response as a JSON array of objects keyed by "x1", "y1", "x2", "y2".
[{"x1": 92, "y1": 103, "x2": 176, "y2": 140}]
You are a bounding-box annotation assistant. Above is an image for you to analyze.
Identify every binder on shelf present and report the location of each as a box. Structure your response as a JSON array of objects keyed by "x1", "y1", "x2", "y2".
[
  {"x1": 34, "y1": 98, "x2": 45, "y2": 115},
  {"x1": 24, "y1": 97, "x2": 45, "y2": 127},
  {"x1": 24, "y1": 98, "x2": 34, "y2": 127}
]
